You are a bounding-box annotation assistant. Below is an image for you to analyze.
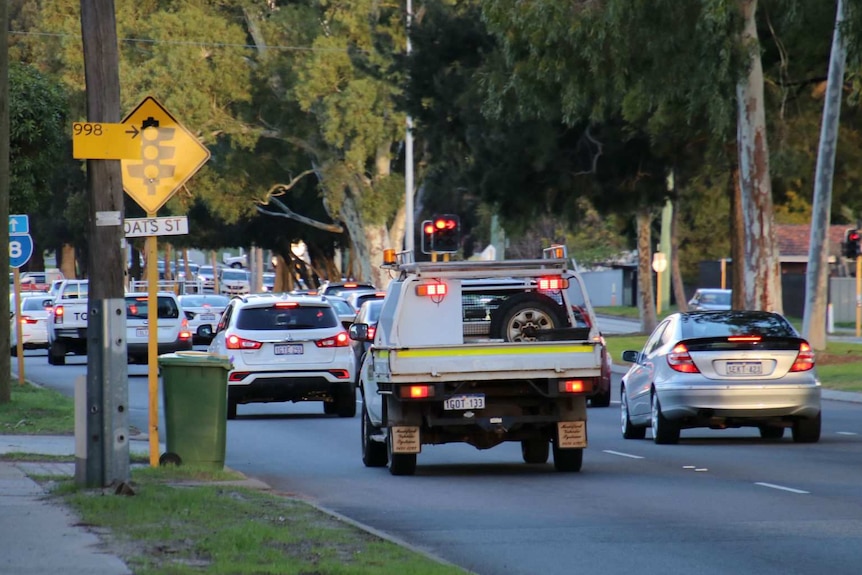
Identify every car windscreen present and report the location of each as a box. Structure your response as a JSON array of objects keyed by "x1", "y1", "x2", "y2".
[
  {"x1": 221, "y1": 270, "x2": 248, "y2": 281},
  {"x1": 681, "y1": 312, "x2": 796, "y2": 339},
  {"x1": 698, "y1": 291, "x2": 731, "y2": 306},
  {"x1": 324, "y1": 284, "x2": 376, "y2": 297},
  {"x1": 126, "y1": 296, "x2": 180, "y2": 319},
  {"x1": 236, "y1": 305, "x2": 338, "y2": 330}
]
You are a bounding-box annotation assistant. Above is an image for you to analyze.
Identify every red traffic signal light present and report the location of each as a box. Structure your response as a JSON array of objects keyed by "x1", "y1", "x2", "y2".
[
  {"x1": 431, "y1": 214, "x2": 460, "y2": 253},
  {"x1": 844, "y1": 228, "x2": 861, "y2": 259}
]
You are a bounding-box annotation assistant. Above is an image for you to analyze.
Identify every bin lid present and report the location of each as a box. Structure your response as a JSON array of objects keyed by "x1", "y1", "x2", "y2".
[{"x1": 158, "y1": 351, "x2": 232, "y2": 369}]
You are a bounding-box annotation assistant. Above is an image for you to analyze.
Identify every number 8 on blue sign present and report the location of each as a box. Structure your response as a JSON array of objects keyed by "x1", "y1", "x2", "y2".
[{"x1": 9, "y1": 234, "x2": 34, "y2": 269}]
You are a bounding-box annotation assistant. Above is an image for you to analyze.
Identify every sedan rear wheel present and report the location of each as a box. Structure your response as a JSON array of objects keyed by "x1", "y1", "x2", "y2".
[
  {"x1": 792, "y1": 412, "x2": 821, "y2": 443},
  {"x1": 621, "y1": 388, "x2": 646, "y2": 439},
  {"x1": 650, "y1": 393, "x2": 680, "y2": 445}
]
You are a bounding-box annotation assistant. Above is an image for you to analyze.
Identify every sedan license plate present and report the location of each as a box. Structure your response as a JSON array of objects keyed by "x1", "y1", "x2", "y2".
[
  {"x1": 274, "y1": 344, "x2": 303, "y2": 355},
  {"x1": 135, "y1": 327, "x2": 147, "y2": 338},
  {"x1": 726, "y1": 361, "x2": 762, "y2": 376},
  {"x1": 444, "y1": 394, "x2": 485, "y2": 410}
]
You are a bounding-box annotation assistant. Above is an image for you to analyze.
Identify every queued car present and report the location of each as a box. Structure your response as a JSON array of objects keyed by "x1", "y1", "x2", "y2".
[
  {"x1": 125, "y1": 292, "x2": 193, "y2": 364},
  {"x1": 324, "y1": 295, "x2": 357, "y2": 329},
  {"x1": 262, "y1": 272, "x2": 276, "y2": 293},
  {"x1": 687, "y1": 288, "x2": 732, "y2": 311},
  {"x1": 198, "y1": 265, "x2": 217, "y2": 292},
  {"x1": 319, "y1": 281, "x2": 377, "y2": 298},
  {"x1": 345, "y1": 290, "x2": 386, "y2": 312},
  {"x1": 619, "y1": 310, "x2": 821, "y2": 444},
  {"x1": 178, "y1": 294, "x2": 230, "y2": 344},
  {"x1": 9, "y1": 294, "x2": 53, "y2": 355},
  {"x1": 349, "y1": 298, "x2": 383, "y2": 382},
  {"x1": 208, "y1": 293, "x2": 355, "y2": 419},
  {"x1": 219, "y1": 268, "x2": 251, "y2": 296}
]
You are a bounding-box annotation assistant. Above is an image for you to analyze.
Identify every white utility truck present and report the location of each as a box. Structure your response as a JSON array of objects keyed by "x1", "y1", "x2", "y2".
[
  {"x1": 349, "y1": 246, "x2": 605, "y2": 475},
  {"x1": 47, "y1": 279, "x2": 90, "y2": 365}
]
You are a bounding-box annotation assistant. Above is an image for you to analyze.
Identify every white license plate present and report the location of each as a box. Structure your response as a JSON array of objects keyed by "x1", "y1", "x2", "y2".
[
  {"x1": 199, "y1": 313, "x2": 215, "y2": 321},
  {"x1": 726, "y1": 361, "x2": 762, "y2": 375},
  {"x1": 135, "y1": 328, "x2": 148, "y2": 337},
  {"x1": 274, "y1": 344, "x2": 303, "y2": 355},
  {"x1": 444, "y1": 394, "x2": 485, "y2": 410}
]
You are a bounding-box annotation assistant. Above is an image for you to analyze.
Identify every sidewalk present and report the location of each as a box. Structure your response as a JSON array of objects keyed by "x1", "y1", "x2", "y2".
[{"x1": 0, "y1": 434, "x2": 143, "y2": 575}]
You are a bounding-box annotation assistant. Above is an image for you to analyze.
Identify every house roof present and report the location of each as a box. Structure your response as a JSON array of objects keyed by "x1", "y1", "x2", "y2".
[{"x1": 776, "y1": 224, "x2": 849, "y2": 258}]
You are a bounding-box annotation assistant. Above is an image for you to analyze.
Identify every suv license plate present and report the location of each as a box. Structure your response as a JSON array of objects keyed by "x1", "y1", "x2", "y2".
[
  {"x1": 444, "y1": 394, "x2": 485, "y2": 410},
  {"x1": 726, "y1": 361, "x2": 762, "y2": 376},
  {"x1": 275, "y1": 344, "x2": 304, "y2": 355},
  {"x1": 200, "y1": 313, "x2": 215, "y2": 321},
  {"x1": 135, "y1": 328, "x2": 148, "y2": 337}
]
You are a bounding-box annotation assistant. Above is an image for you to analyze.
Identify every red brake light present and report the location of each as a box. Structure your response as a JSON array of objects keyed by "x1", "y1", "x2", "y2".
[
  {"x1": 226, "y1": 334, "x2": 262, "y2": 350},
  {"x1": 367, "y1": 325, "x2": 377, "y2": 340},
  {"x1": 667, "y1": 343, "x2": 700, "y2": 373},
  {"x1": 53, "y1": 305, "x2": 64, "y2": 324},
  {"x1": 728, "y1": 335, "x2": 761, "y2": 342},
  {"x1": 400, "y1": 385, "x2": 434, "y2": 399},
  {"x1": 275, "y1": 302, "x2": 299, "y2": 308},
  {"x1": 538, "y1": 277, "x2": 569, "y2": 290},
  {"x1": 416, "y1": 283, "x2": 447, "y2": 297},
  {"x1": 20, "y1": 316, "x2": 38, "y2": 325},
  {"x1": 559, "y1": 379, "x2": 590, "y2": 393},
  {"x1": 790, "y1": 342, "x2": 815, "y2": 372},
  {"x1": 343, "y1": 282, "x2": 357, "y2": 288},
  {"x1": 315, "y1": 331, "x2": 350, "y2": 347}
]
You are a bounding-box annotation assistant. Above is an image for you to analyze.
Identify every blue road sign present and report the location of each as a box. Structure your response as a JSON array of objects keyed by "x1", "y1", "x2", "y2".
[
  {"x1": 9, "y1": 234, "x2": 34, "y2": 269},
  {"x1": 9, "y1": 214, "x2": 30, "y2": 235}
]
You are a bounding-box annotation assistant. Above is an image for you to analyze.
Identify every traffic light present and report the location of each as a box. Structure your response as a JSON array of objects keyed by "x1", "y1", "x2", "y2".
[
  {"x1": 844, "y1": 228, "x2": 861, "y2": 259},
  {"x1": 431, "y1": 214, "x2": 460, "y2": 253},
  {"x1": 420, "y1": 220, "x2": 434, "y2": 254}
]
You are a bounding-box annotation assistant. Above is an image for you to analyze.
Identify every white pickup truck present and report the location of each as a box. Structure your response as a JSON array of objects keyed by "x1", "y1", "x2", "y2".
[
  {"x1": 47, "y1": 279, "x2": 90, "y2": 365},
  {"x1": 349, "y1": 246, "x2": 605, "y2": 476}
]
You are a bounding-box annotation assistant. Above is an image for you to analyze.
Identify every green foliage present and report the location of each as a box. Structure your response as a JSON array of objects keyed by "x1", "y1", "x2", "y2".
[
  {"x1": 8, "y1": 62, "x2": 70, "y2": 214},
  {"x1": 0, "y1": 383, "x2": 74, "y2": 435}
]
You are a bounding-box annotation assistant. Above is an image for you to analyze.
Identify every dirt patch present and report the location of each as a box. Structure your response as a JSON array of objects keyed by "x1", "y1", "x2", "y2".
[{"x1": 816, "y1": 352, "x2": 862, "y2": 365}]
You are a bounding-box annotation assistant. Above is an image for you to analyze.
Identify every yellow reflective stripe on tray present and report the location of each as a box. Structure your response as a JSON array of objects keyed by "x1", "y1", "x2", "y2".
[{"x1": 397, "y1": 345, "x2": 593, "y2": 358}]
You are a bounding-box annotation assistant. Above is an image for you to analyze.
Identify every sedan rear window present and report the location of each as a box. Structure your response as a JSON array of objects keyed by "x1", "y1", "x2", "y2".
[
  {"x1": 681, "y1": 311, "x2": 796, "y2": 339},
  {"x1": 237, "y1": 305, "x2": 338, "y2": 330}
]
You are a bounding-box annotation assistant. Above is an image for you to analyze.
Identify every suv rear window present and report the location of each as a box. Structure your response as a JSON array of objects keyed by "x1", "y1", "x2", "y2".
[
  {"x1": 237, "y1": 305, "x2": 338, "y2": 330},
  {"x1": 126, "y1": 296, "x2": 180, "y2": 319}
]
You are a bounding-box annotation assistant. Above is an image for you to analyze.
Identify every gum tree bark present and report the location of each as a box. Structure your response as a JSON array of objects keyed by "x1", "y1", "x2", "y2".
[{"x1": 736, "y1": 0, "x2": 782, "y2": 313}]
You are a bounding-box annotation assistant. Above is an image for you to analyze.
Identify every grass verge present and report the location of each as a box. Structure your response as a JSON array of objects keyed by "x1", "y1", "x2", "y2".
[
  {"x1": 56, "y1": 466, "x2": 467, "y2": 575},
  {"x1": 0, "y1": 382, "x2": 74, "y2": 434}
]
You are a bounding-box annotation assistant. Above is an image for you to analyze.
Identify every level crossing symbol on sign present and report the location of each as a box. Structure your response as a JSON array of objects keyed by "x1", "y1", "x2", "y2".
[{"x1": 120, "y1": 97, "x2": 211, "y2": 214}]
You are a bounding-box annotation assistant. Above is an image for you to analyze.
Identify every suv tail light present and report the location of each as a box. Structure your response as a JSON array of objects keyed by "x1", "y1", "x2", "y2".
[
  {"x1": 179, "y1": 318, "x2": 192, "y2": 342},
  {"x1": 790, "y1": 342, "x2": 815, "y2": 372},
  {"x1": 667, "y1": 343, "x2": 700, "y2": 373},
  {"x1": 19, "y1": 316, "x2": 38, "y2": 325},
  {"x1": 315, "y1": 332, "x2": 350, "y2": 348},
  {"x1": 226, "y1": 334, "x2": 262, "y2": 350}
]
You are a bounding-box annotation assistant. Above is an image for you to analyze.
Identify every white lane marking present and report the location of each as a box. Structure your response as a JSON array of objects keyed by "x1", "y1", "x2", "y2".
[
  {"x1": 695, "y1": 468, "x2": 708, "y2": 472},
  {"x1": 755, "y1": 482, "x2": 809, "y2": 494},
  {"x1": 683, "y1": 465, "x2": 696, "y2": 469},
  {"x1": 836, "y1": 431, "x2": 857, "y2": 436},
  {"x1": 602, "y1": 450, "x2": 644, "y2": 459}
]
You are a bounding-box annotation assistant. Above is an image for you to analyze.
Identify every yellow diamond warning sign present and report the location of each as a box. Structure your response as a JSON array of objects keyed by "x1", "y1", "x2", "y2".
[{"x1": 121, "y1": 97, "x2": 210, "y2": 214}]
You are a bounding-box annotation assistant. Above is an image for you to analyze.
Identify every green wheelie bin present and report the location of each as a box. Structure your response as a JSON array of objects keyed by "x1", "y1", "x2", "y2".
[{"x1": 158, "y1": 351, "x2": 232, "y2": 468}]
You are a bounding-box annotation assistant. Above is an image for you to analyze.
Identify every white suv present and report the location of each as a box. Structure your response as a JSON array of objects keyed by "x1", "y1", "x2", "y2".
[
  {"x1": 125, "y1": 292, "x2": 193, "y2": 364},
  {"x1": 208, "y1": 293, "x2": 355, "y2": 419}
]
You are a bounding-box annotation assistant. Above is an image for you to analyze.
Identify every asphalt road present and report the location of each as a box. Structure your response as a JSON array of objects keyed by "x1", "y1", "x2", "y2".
[{"x1": 15, "y1": 346, "x2": 862, "y2": 575}]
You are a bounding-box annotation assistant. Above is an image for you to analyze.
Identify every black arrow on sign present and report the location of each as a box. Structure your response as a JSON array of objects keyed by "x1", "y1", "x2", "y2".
[{"x1": 126, "y1": 125, "x2": 140, "y2": 138}]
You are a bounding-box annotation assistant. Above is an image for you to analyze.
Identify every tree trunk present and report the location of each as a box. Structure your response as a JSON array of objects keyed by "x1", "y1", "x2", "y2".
[
  {"x1": 736, "y1": 0, "x2": 782, "y2": 313},
  {"x1": 804, "y1": 0, "x2": 847, "y2": 350},
  {"x1": 670, "y1": 191, "x2": 687, "y2": 312},
  {"x1": 637, "y1": 206, "x2": 657, "y2": 333},
  {"x1": 730, "y1": 169, "x2": 746, "y2": 309},
  {"x1": 60, "y1": 243, "x2": 77, "y2": 279}
]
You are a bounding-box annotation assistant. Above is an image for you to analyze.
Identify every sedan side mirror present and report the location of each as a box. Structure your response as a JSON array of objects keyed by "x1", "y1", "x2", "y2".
[
  {"x1": 349, "y1": 322, "x2": 371, "y2": 342},
  {"x1": 621, "y1": 350, "x2": 641, "y2": 364}
]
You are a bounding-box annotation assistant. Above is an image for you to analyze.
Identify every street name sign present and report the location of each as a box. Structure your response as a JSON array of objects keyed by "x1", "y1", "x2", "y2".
[
  {"x1": 124, "y1": 216, "x2": 189, "y2": 238},
  {"x1": 72, "y1": 122, "x2": 142, "y2": 160},
  {"x1": 120, "y1": 97, "x2": 211, "y2": 214}
]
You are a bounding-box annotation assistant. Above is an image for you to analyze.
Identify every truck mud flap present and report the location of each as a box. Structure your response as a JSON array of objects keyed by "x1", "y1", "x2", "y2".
[
  {"x1": 557, "y1": 421, "x2": 587, "y2": 448},
  {"x1": 390, "y1": 426, "x2": 421, "y2": 454}
]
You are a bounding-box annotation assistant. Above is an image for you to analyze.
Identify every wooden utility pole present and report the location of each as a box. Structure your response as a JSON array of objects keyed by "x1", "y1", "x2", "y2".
[
  {"x1": 0, "y1": 0, "x2": 11, "y2": 403},
  {"x1": 78, "y1": 0, "x2": 130, "y2": 488}
]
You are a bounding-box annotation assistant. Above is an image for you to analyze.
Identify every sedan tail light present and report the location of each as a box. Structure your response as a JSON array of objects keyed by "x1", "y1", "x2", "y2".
[
  {"x1": 315, "y1": 332, "x2": 350, "y2": 348},
  {"x1": 790, "y1": 342, "x2": 815, "y2": 372},
  {"x1": 667, "y1": 343, "x2": 700, "y2": 373},
  {"x1": 226, "y1": 334, "x2": 262, "y2": 350}
]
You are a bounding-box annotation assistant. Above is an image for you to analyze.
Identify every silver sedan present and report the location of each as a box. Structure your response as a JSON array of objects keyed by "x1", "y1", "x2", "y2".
[{"x1": 620, "y1": 310, "x2": 821, "y2": 444}]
